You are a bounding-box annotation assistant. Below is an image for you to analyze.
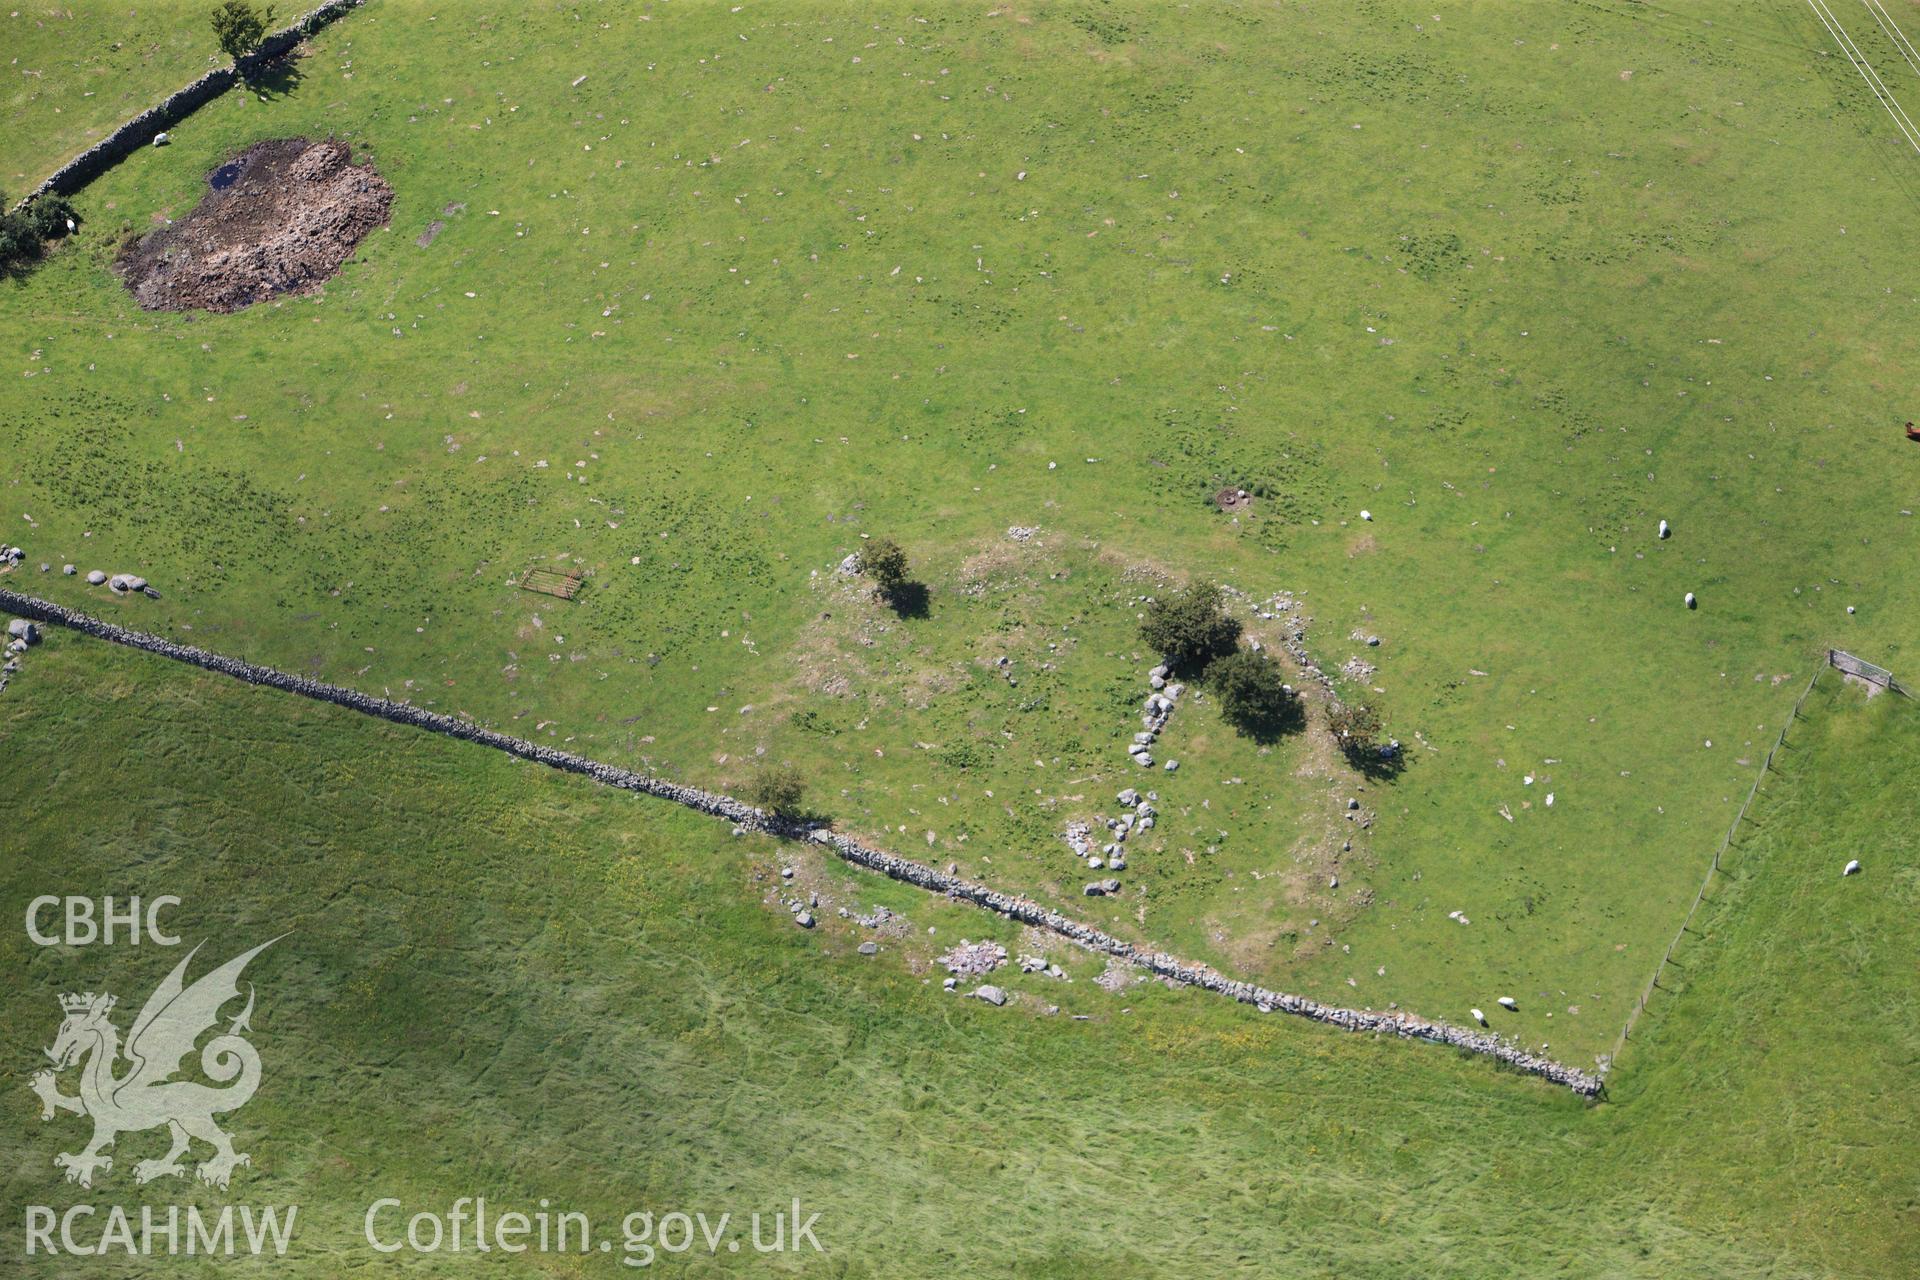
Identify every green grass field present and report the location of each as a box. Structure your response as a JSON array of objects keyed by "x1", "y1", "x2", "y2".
[
  {"x1": 1, "y1": 5, "x2": 223, "y2": 194},
  {"x1": 8, "y1": 0, "x2": 1913, "y2": 1067},
  {"x1": 0, "y1": 632, "x2": 1913, "y2": 1277},
  {"x1": 3, "y1": 0, "x2": 1920, "y2": 1269}
]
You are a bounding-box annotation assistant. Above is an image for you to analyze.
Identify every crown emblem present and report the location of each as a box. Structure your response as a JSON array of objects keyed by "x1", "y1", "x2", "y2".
[{"x1": 59, "y1": 992, "x2": 114, "y2": 1016}]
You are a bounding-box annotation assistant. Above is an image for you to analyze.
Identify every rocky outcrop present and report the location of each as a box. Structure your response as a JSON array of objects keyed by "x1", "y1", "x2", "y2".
[{"x1": 0, "y1": 586, "x2": 1602, "y2": 1097}]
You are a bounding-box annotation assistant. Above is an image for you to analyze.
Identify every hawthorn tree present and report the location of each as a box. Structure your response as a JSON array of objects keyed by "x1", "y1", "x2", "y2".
[
  {"x1": 1210, "y1": 649, "x2": 1297, "y2": 739},
  {"x1": 210, "y1": 1, "x2": 274, "y2": 62},
  {"x1": 1326, "y1": 702, "x2": 1386, "y2": 760},
  {"x1": 861, "y1": 538, "x2": 909, "y2": 593},
  {"x1": 1139, "y1": 584, "x2": 1241, "y2": 676},
  {"x1": 748, "y1": 762, "x2": 807, "y2": 817}
]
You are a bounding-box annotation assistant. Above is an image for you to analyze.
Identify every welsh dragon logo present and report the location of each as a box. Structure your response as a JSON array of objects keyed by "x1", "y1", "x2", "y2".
[{"x1": 30, "y1": 938, "x2": 279, "y2": 1190}]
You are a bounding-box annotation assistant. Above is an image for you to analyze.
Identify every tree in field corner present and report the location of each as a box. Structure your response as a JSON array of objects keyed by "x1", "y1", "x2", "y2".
[{"x1": 211, "y1": 1, "x2": 275, "y2": 62}]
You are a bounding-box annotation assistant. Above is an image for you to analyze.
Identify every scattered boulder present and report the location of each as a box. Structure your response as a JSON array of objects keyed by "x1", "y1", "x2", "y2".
[
  {"x1": 86, "y1": 570, "x2": 106, "y2": 585},
  {"x1": 1083, "y1": 878, "x2": 1122, "y2": 897},
  {"x1": 795, "y1": 912, "x2": 815, "y2": 929},
  {"x1": 6, "y1": 619, "x2": 39, "y2": 645},
  {"x1": 857, "y1": 941, "x2": 878, "y2": 955},
  {"x1": 971, "y1": 985, "x2": 1008, "y2": 1007},
  {"x1": 62, "y1": 565, "x2": 75, "y2": 576}
]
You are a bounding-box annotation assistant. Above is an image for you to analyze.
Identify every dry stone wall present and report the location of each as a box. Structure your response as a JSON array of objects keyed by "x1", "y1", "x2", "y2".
[
  {"x1": 10, "y1": 0, "x2": 368, "y2": 212},
  {"x1": 0, "y1": 587, "x2": 1602, "y2": 1097}
]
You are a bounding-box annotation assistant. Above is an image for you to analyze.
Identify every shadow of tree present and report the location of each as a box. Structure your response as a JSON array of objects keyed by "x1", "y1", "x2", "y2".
[
  {"x1": 241, "y1": 52, "x2": 305, "y2": 101},
  {"x1": 1224, "y1": 694, "x2": 1306, "y2": 744},
  {"x1": 1345, "y1": 742, "x2": 1408, "y2": 782},
  {"x1": 881, "y1": 581, "x2": 930, "y2": 619}
]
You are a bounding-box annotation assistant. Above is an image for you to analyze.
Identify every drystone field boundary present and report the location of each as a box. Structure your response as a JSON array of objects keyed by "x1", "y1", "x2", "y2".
[
  {"x1": 9, "y1": 0, "x2": 369, "y2": 212},
  {"x1": 0, "y1": 587, "x2": 1603, "y2": 1097}
]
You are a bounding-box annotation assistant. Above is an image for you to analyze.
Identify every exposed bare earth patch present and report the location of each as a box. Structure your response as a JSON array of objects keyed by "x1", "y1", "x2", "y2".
[{"x1": 116, "y1": 137, "x2": 392, "y2": 313}]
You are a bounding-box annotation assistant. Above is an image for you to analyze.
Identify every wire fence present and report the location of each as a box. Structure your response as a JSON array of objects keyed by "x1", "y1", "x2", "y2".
[
  {"x1": 1610, "y1": 646, "x2": 1905, "y2": 1069},
  {"x1": 1608, "y1": 664, "x2": 1823, "y2": 1069}
]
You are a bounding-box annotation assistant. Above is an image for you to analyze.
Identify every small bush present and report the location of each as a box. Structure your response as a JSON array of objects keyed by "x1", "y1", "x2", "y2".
[
  {"x1": 1139, "y1": 584, "x2": 1242, "y2": 676},
  {"x1": 1210, "y1": 649, "x2": 1298, "y2": 739},
  {"x1": 1326, "y1": 702, "x2": 1385, "y2": 759},
  {"x1": 25, "y1": 196, "x2": 76, "y2": 241},
  {"x1": 862, "y1": 538, "x2": 909, "y2": 592},
  {"x1": 211, "y1": 1, "x2": 275, "y2": 61},
  {"x1": 0, "y1": 212, "x2": 37, "y2": 266},
  {"x1": 747, "y1": 762, "x2": 807, "y2": 817}
]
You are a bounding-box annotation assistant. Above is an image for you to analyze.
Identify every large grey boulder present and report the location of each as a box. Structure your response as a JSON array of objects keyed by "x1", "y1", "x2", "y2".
[
  {"x1": 971, "y1": 985, "x2": 1007, "y2": 1006},
  {"x1": 7, "y1": 619, "x2": 38, "y2": 645},
  {"x1": 86, "y1": 570, "x2": 106, "y2": 585},
  {"x1": 1084, "y1": 878, "x2": 1121, "y2": 897}
]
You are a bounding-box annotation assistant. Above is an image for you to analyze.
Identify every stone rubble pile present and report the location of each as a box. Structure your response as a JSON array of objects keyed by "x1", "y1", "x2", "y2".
[
  {"x1": 1129, "y1": 666, "x2": 1182, "y2": 770},
  {"x1": 937, "y1": 939, "x2": 1008, "y2": 979}
]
